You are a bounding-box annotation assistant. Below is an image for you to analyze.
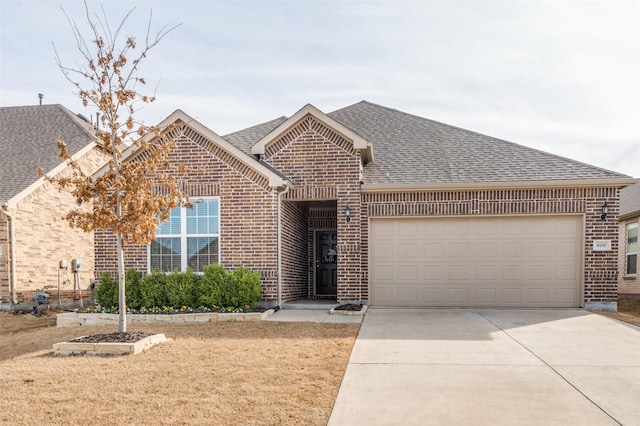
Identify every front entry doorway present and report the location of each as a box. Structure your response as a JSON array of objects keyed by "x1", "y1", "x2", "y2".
[{"x1": 315, "y1": 230, "x2": 337, "y2": 296}]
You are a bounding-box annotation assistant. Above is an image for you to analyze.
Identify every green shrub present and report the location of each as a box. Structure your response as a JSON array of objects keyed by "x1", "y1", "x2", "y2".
[
  {"x1": 198, "y1": 264, "x2": 227, "y2": 307},
  {"x1": 140, "y1": 270, "x2": 169, "y2": 308},
  {"x1": 125, "y1": 268, "x2": 143, "y2": 310},
  {"x1": 226, "y1": 267, "x2": 261, "y2": 309},
  {"x1": 165, "y1": 268, "x2": 198, "y2": 308},
  {"x1": 95, "y1": 272, "x2": 118, "y2": 308},
  {"x1": 95, "y1": 265, "x2": 261, "y2": 311}
]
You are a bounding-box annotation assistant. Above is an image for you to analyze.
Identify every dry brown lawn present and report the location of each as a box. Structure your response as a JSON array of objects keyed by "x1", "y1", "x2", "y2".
[
  {"x1": 595, "y1": 294, "x2": 640, "y2": 327},
  {"x1": 0, "y1": 310, "x2": 359, "y2": 425}
]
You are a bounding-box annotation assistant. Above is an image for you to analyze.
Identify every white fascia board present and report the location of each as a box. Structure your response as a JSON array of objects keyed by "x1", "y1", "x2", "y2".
[
  {"x1": 361, "y1": 178, "x2": 639, "y2": 193},
  {"x1": 251, "y1": 103, "x2": 369, "y2": 155}
]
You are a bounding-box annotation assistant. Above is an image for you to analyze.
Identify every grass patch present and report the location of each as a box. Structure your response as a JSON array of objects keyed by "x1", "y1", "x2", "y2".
[{"x1": 0, "y1": 311, "x2": 359, "y2": 425}]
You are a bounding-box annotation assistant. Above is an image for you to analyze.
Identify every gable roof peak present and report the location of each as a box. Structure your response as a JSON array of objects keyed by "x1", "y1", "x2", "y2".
[{"x1": 251, "y1": 103, "x2": 372, "y2": 161}]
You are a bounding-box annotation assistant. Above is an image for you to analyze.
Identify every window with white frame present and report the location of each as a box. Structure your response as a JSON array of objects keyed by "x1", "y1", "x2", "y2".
[
  {"x1": 627, "y1": 223, "x2": 638, "y2": 275},
  {"x1": 149, "y1": 198, "x2": 220, "y2": 272}
]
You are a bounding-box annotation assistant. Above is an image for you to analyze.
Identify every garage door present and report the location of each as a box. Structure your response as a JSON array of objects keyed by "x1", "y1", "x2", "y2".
[{"x1": 369, "y1": 216, "x2": 582, "y2": 308}]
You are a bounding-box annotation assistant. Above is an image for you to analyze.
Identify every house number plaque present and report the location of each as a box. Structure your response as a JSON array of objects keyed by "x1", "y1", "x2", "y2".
[{"x1": 593, "y1": 240, "x2": 611, "y2": 251}]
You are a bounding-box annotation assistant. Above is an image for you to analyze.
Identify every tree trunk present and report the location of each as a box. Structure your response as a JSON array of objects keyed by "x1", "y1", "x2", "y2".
[{"x1": 117, "y1": 230, "x2": 126, "y2": 333}]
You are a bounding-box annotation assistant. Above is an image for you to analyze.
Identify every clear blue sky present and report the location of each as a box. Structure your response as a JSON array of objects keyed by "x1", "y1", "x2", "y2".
[{"x1": 1, "y1": 0, "x2": 638, "y2": 177}]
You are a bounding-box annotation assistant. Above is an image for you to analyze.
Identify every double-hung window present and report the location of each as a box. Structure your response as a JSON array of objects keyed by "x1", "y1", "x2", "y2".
[
  {"x1": 149, "y1": 198, "x2": 220, "y2": 272},
  {"x1": 626, "y1": 223, "x2": 638, "y2": 275}
]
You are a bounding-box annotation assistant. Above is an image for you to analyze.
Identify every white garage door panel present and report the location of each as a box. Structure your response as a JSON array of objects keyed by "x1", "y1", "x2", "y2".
[{"x1": 370, "y1": 216, "x2": 582, "y2": 308}]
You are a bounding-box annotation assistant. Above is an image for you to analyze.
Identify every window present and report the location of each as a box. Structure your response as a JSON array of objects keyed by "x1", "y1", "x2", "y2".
[
  {"x1": 627, "y1": 223, "x2": 638, "y2": 275},
  {"x1": 149, "y1": 198, "x2": 220, "y2": 272}
]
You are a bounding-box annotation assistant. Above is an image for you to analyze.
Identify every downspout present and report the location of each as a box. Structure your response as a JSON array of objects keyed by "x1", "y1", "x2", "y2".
[
  {"x1": 276, "y1": 184, "x2": 290, "y2": 308},
  {"x1": 2, "y1": 206, "x2": 18, "y2": 304}
]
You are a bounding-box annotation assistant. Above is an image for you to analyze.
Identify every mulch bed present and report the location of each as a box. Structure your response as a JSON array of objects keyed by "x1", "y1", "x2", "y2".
[
  {"x1": 333, "y1": 303, "x2": 364, "y2": 311},
  {"x1": 70, "y1": 332, "x2": 153, "y2": 344}
]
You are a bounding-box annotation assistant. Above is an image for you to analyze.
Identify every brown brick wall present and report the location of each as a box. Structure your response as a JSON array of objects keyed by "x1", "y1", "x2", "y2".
[
  {"x1": 280, "y1": 201, "x2": 309, "y2": 301},
  {"x1": 1, "y1": 146, "x2": 109, "y2": 304},
  {"x1": 95, "y1": 122, "x2": 280, "y2": 302},
  {"x1": 265, "y1": 116, "x2": 362, "y2": 303},
  {"x1": 619, "y1": 216, "x2": 640, "y2": 294},
  {"x1": 361, "y1": 187, "x2": 622, "y2": 306}
]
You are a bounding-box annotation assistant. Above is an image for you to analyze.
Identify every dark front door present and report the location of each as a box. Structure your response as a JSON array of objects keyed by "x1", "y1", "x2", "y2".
[{"x1": 316, "y1": 230, "x2": 337, "y2": 296}]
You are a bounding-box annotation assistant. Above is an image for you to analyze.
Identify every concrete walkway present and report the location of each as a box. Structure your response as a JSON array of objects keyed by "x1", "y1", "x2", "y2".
[
  {"x1": 328, "y1": 309, "x2": 640, "y2": 426},
  {"x1": 262, "y1": 308, "x2": 363, "y2": 324}
]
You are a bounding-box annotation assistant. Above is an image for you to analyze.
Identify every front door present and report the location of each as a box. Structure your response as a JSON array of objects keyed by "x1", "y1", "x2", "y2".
[{"x1": 315, "y1": 230, "x2": 337, "y2": 296}]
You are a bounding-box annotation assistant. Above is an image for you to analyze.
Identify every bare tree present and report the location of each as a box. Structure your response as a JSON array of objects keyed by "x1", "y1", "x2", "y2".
[{"x1": 40, "y1": 1, "x2": 184, "y2": 333}]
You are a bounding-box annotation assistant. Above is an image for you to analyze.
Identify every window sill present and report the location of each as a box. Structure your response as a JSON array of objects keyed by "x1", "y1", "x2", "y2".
[{"x1": 622, "y1": 275, "x2": 637, "y2": 280}]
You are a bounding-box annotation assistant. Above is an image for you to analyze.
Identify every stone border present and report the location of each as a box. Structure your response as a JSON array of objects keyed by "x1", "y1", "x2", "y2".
[
  {"x1": 57, "y1": 309, "x2": 275, "y2": 327},
  {"x1": 53, "y1": 334, "x2": 170, "y2": 356},
  {"x1": 329, "y1": 304, "x2": 368, "y2": 316}
]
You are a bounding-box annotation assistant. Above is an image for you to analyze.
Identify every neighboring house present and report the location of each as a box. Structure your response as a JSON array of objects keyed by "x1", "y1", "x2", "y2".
[
  {"x1": 95, "y1": 101, "x2": 635, "y2": 310},
  {"x1": 619, "y1": 181, "x2": 640, "y2": 294},
  {"x1": 0, "y1": 104, "x2": 109, "y2": 307}
]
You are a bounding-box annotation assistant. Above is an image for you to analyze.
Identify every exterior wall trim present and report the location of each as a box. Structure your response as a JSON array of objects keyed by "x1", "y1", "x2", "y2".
[{"x1": 362, "y1": 178, "x2": 637, "y2": 193}]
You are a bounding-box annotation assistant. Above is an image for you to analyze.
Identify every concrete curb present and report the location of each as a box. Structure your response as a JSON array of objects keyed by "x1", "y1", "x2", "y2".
[{"x1": 57, "y1": 309, "x2": 275, "y2": 327}]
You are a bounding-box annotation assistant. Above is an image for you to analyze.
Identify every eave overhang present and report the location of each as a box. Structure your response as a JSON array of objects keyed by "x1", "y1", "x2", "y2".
[{"x1": 361, "y1": 178, "x2": 639, "y2": 193}]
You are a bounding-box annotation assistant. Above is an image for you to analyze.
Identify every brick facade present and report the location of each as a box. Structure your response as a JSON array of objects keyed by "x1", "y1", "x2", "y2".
[
  {"x1": 93, "y1": 113, "x2": 624, "y2": 308},
  {"x1": 265, "y1": 117, "x2": 363, "y2": 303},
  {"x1": 1, "y1": 146, "x2": 108, "y2": 304},
  {"x1": 361, "y1": 187, "x2": 622, "y2": 307},
  {"x1": 95, "y1": 121, "x2": 281, "y2": 302}
]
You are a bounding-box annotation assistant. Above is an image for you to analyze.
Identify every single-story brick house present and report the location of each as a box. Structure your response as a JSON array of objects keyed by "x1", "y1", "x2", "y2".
[
  {"x1": 95, "y1": 101, "x2": 636, "y2": 310},
  {"x1": 619, "y1": 181, "x2": 640, "y2": 294},
  {"x1": 0, "y1": 104, "x2": 108, "y2": 308}
]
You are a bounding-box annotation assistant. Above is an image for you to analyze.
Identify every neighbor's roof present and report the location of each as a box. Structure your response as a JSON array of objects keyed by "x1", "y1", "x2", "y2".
[
  {"x1": 222, "y1": 100, "x2": 629, "y2": 186},
  {"x1": 621, "y1": 181, "x2": 640, "y2": 218},
  {"x1": 328, "y1": 101, "x2": 630, "y2": 185},
  {"x1": 0, "y1": 104, "x2": 97, "y2": 203}
]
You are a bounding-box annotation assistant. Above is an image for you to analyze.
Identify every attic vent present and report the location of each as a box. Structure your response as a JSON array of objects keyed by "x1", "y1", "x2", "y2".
[{"x1": 77, "y1": 113, "x2": 91, "y2": 123}]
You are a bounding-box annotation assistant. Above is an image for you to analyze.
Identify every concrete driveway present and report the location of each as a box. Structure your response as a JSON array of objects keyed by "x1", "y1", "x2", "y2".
[{"x1": 328, "y1": 309, "x2": 640, "y2": 426}]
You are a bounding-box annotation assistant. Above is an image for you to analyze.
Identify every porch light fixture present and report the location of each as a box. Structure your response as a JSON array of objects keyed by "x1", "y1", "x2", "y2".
[
  {"x1": 345, "y1": 205, "x2": 351, "y2": 223},
  {"x1": 600, "y1": 201, "x2": 609, "y2": 220}
]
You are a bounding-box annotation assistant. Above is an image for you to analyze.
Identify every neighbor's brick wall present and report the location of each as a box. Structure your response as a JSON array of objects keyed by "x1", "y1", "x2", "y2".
[
  {"x1": 94, "y1": 121, "x2": 280, "y2": 301},
  {"x1": 0, "y1": 214, "x2": 9, "y2": 302},
  {"x1": 6, "y1": 146, "x2": 109, "y2": 304},
  {"x1": 619, "y1": 216, "x2": 640, "y2": 294},
  {"x1": 361, "y1": 187, "x2": 622, "y2": 306},
  {"x1": 264, "y1": 116, "x2": 362, "y2": 303}
]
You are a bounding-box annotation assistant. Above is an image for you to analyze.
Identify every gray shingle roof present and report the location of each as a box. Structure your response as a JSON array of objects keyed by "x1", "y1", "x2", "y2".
[
  {"x1": 223, "y1": 116, "x2": 287, "y2": 156},
  {"x1": 621, "y1": 181, "x2": 640, "y2": 217},
  {"x1": 0, "y1": 104, "x2": 97, "y2": 203},
  {"x1": 328, "y1": 101, "x2": 629, "y2": 185}
]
